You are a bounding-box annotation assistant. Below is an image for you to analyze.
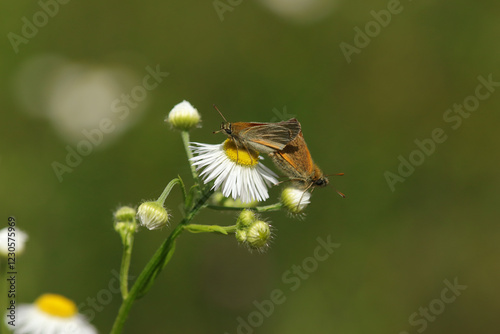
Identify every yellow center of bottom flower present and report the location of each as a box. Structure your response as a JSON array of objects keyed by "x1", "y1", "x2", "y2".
[
  {"x1": 35, "y1": 294, "x2": 78, "y2": 318},
  {"x1": 223, "y1": 139, "x2": 259, "y2": 166}
]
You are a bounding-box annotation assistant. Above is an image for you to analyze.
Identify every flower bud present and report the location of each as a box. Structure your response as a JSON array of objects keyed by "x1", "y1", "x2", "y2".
[
  {"x1": 281, "y1": 187, "x2": 311, "y2": 214},
  {"x1": 235, "y1": 229, "x2": 247, "y2": 244},
  {"x1": 245, "y1": 220, "x2": 272, "y2": 251},
  {"x1": 137, "y1": 201, "x2": 170, "y2": 230},
  {"x1": 114, "y1": 206, "x2": 136, "y2": 222},
  {"x1": 0, "y1": 227, "x2": 28, "y2": 257},
  {"x1": 210, "y1": 192, "x2": 226, "y2": 206},
  {"x1": 113, "y1": 206, "x2": 137, "y2": 241},
  {"x1": 236, "y1": 209, "x2": 256, "y2": 229},
  {"x1": 166, "y1": 100, "x2": 201, "y2": 131}
]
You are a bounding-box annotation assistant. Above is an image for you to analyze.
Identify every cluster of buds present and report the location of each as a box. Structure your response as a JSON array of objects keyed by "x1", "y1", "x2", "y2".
[{"x1": 234, "y1": 210, "x2": 272, "y2": 252}]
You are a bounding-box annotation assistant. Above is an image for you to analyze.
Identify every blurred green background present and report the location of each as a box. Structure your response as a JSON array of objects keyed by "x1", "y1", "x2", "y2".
[{"x1": 1, "y1": 0, "x2": 500, "y2": 333}]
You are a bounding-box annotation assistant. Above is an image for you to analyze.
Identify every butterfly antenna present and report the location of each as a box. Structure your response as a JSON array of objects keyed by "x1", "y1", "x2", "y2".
[
  {"x1": 335, "y1": 189, "x2": 346, "y2": 198},
  {"x1": 325, "y1": 172, "x2": 346, "y2": 198},
  {"x1": 327, "y1": 183, "x2": 346, "y2": 198},
  {"x1": 213, "y1": 104, "x2": 228, "y2": 122},
  {"x1": 324, "y1": 172, "x2": 344, "y2": 177}
]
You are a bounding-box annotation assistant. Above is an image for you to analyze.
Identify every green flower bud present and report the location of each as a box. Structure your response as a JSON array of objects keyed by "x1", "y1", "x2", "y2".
[
  {"x1": 236, "y1": 209, "x2": 256, "y2": 229},
  {"x1": 113, "y1": 206, "x2": 137, "y2": 238},
  {"x1": 210, "y1": 192, "x2": 226, "y2": 206},
  {"x1": 235, "y1": 229, "x2": 247, "y2": 243},
  {"x1": 166, "y1": 100, "x2": 201, "y2": 131},
  {"x1": 281, "y1": 187, "x2": 311, "y2": 214},
  {"x1": 245, "y1": 220, "x2": 272, "y2": 251},
  {"x1": 114, "y1": 206, "x2": 136, "y2": 222},
  {"x1": 234, "y1": 210, "x2": 272, "y2": 251},
  {"x1": 137, "y1": 201, "x2": 170, "y2": 230}
]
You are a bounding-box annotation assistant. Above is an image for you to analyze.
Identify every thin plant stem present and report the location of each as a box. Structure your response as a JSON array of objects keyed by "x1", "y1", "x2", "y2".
[
  {"x1": 184, "y1": 224, "x2": 237, "y2": 235},
  {"x1": 119, "y1": 227, "x2": 134, "y2": 299},
  {"x1": 207, "y1": 202, "x2": 283, "y2": 212},
  {"x1": 110, "y1": 189, "x2": 213, "y2": 334},
  {"x1": 181, "y1": 131, "x2": 202, "y2": 189},
  {"x1": 157, "y1": 178, "x2": 182, "y2": 204}
]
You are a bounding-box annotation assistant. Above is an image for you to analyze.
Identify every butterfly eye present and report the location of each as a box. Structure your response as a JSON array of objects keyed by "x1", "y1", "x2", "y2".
[
  {"x1": 220, "y1": 123, "x2": 231, "y2": 134},
  {"x1": 315, "y1": 178, "x2": 328, "y2": 187}
]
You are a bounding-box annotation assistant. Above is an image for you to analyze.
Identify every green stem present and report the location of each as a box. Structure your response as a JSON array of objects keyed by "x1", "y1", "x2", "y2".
[
  {"x1": 177, "y1": 175, "x2": 187, "y2": 206},
  {"x1": 110, "y1": 189, "x2": 213, "y2": 334},
  {"x1": 181, "y1": 131, "x2": 202, "y2": 189},
  {"x1": 119, "y1": 226, "x2": 135, "y2": 299},
  {"x1": 157, "y1": 178, "x2": 181, "y2": 205},
  {"x1": 184, "y1": 224, "x2": 237, "y2": 235},
  {"x1": 207, "y1": 202, "x2": 283, "y2": 212}
]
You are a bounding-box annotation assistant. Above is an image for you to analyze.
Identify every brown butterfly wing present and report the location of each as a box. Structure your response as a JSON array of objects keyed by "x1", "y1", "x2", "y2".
[
  {"x1": 269, "y1": 131, "x2": 330, "y2": 189},
  {"x1": 238, "y1": 119, "x2": 302, "y2": 153},
  {"x1": 269, "y1": 132, "x2": 314, "y2": 181}
]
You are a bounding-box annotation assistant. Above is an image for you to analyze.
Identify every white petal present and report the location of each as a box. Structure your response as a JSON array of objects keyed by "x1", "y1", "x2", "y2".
[{"x1": 189, "y1": 141, "x2": 277, "y2": 203}]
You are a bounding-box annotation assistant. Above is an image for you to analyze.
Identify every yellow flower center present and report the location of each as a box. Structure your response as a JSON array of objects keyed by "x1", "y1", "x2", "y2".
[
  {"x1": 223, "y1": 139, "x2": 259, "y2": 166},
  {"x1": 35, "y1": 294, "x2": 78, "y2": 318}
]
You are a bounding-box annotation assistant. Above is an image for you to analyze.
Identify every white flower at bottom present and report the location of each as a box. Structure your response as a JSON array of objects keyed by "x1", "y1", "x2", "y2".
[
  {"x1": 6, "y1": 294, "x2": 97, "y2": 334},
  {"x1": 190, "y1": 140, "x2": 278, "y2": 203},
  {"x1": 281, "y1": 187, "x2": 311, "y2": 214}
]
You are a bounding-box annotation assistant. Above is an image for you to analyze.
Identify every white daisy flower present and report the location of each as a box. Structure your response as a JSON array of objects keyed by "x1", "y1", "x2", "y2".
[
  {"x1": 0, "y1": 227, "x2": 28, "y2": 257},
  {"x1": 5, "y1": 294, "x2": 97, "y2": 334},
  {"x1": 190, "y1": 139, "x2": 278, "y2": 203}
]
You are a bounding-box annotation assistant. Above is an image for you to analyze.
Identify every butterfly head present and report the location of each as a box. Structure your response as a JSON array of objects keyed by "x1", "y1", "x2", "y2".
[
  {"x1": 313, "y1": 176, "x2": 329, "y2": 187},
  {"x1": 220, "y1": 122, "x2": 232, "y2": 135}
]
